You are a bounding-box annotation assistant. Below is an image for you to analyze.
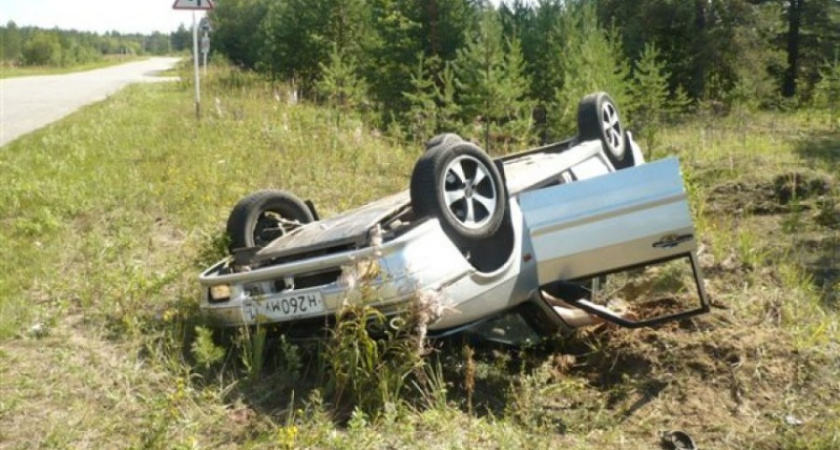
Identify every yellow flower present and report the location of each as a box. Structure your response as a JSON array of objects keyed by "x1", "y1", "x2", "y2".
[
  {"x1": 276, "y1": 425, "x2": 298, "y2": 448},
  {"x1": 162, "y1": 308, "x2": 177, "y2": 322}
]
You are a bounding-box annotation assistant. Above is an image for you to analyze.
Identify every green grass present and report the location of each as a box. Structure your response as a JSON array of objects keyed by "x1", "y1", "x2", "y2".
[
  {"x1": 1, "y1": 64, "x2": 839, "y2": 448},
  {"x1": 0, "y1": 55, "x2": 149, "y2": 79}
]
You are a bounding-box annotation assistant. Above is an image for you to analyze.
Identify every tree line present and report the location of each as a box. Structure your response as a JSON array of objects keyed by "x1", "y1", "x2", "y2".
[
  {"x1": 0, "y1": 21, "x2": 194, "y2": 67},
  {"x1": 207, "y1": 0, "x2": 840, "y2": 147}
]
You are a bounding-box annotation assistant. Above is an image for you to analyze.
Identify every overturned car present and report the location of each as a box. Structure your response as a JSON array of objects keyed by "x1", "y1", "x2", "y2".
[{"x1": 198, "y1": 92, "x2": 710, "y2": 341}]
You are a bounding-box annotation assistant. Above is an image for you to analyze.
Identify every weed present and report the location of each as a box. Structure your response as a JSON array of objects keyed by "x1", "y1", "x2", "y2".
[
  {"x1": 191, "y1": 325, "x2": 225, "y2": 369},
  {"x1": 322, "y1": 297, "x2": 424, "y2": 416},
  {"x1": 237, "y1": 322, "x2": 268, "y2": 382},
  {"x1": 273, "y1": 424, "x2": 299, "y2": 450},
  {"x1": 463, "y1": 345, "x2": 476, "y2": 415},
  {"x1": 277, "y1": 334, "x2": 303, "y2": 382},
  {"x1": 782, "y1": 173, "x2": 806, "y2": 234},
  {"x1": 412, "y1": 358, "x2": 450, "y2": 411},
  {"x1": 505, "y1": 359, "x2": 593, "y2": 433},
  {"x1": 736, "y1": 227, "x2": 769, "y2": 272}
]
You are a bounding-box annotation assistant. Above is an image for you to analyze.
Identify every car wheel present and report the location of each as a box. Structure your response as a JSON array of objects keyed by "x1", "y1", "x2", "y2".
[
  {"x1": 577, "y1": 92, "x2": 632, "y2": 169},
  {"x1": 226, "y1": 189, "x2": 314, "y2": 251},
  {"x1": 411, "y1": 140, "x2": 506, "y2": 244},
  {"x1": 424, "y1": 133, "x2": 464, "y2": 152}
]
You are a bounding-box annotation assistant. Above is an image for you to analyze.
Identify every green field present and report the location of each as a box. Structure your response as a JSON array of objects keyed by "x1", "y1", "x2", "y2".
[
  {"x1": 0, "y1": 55, "x2": 148, "y2": 79},
  {"x1": 1, "y1": 67, "x2": 839, "y2": 449}
]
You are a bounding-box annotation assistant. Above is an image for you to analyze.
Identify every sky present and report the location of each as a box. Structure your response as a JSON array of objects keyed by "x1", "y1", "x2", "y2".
[
  {"x1": 0, "y1": 0, "x2": 517, "y2": 36},
  {"x1": 0, "y1": 0, "x2": 210, "y2": 35}
]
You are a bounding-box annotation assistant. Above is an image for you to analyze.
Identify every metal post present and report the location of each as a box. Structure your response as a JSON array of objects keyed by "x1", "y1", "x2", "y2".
[
  {"x1": 203, "y1": 35, "x2": 208, "y2": 75},
  {"x1": 192, "y1": 11, "x2": 201, "y2": 120}
]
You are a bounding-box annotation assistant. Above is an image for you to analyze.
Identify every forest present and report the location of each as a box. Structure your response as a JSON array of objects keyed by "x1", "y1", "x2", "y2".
[
  {"x1": 207, "y1": 0, "x2": 840, "y2": 147},
  {"x1": 0, "y1": 21, "x2": 192, "y2": 68}
]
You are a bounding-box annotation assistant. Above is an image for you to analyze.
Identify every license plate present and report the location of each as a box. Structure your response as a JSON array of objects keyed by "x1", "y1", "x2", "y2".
[{"x1": 243, "y1": 291, "x2": 325, "y2": 322}]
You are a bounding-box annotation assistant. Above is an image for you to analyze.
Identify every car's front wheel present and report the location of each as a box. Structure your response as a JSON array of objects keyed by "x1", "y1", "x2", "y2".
[
  {"x1": 410, "y1": 139, "x2": 507, "y2": 246},
  {"x1": 225, "y1": 189, "x2": 314, "y2": 252}
]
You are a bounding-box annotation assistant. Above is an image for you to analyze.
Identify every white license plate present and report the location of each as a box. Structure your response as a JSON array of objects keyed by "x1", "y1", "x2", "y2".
[{"x1": 243, "y1": 291, "x2": 325, "y2": 322}]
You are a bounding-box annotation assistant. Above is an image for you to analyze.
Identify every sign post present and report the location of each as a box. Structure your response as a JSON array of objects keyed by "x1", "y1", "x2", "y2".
[
  {"x1": 201, "y1": 34, "x2": 210, "y2": 75},
  {"x1": 172, "y1": 0, "x2": 215, "y2": 120}
]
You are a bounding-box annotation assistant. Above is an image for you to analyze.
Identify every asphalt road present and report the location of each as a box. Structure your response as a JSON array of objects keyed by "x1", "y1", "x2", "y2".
[{"x1": 0, "y1": 57, "x2": 181, "y2": 147}]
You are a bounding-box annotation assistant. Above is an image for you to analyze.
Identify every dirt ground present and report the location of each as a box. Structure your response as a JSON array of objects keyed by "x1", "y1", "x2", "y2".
[
  {"x1": 548, "y1": 167, "x2": 840, "y2": 448},
  {"x1": 451, "y1": 163, "x2": 840, "y2": 449}
]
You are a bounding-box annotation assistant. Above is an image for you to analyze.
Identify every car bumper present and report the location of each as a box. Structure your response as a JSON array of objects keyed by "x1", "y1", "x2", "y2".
[{"x1": 198, "y1": 217, "x2": 520, "y2": 329}]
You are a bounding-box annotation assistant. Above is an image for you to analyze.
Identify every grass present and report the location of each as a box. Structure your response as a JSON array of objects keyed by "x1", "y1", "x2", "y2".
[
  {"x1": 1, "y1": 64, "x2": 839, "y2": 448},
  {"x1": 0, "y1": 55, "x2": 149, "y2": 79}
]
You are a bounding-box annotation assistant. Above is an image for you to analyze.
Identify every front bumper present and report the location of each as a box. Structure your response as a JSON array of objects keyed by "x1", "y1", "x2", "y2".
[{"x1": 199, "y1": 218, "x2": 478, "y2": 328}]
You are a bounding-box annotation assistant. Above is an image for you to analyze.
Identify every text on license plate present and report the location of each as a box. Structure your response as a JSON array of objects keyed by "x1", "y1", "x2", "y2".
[{"x1": 245, "y1": 292, "x2": 325, "y2": 322}]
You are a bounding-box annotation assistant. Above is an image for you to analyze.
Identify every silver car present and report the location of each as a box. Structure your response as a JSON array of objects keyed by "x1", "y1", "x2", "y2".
[{"x1": 198, "y1": 93, "x2": 710, "y2": 339}]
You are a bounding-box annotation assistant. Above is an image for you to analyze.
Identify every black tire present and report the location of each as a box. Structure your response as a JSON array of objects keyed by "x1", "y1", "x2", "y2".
[
  {"x1": 410, "y1": 140, "x2": 507, "y2": 244},
  {"x1": 424, "y1": 133, "x2": 464, "y2": 152},
  {"x1": 226, "y1": 190, "x2": 314, "y2": 252},
  {"x1": 577, "y1": 92, "x2": 632, "y2": 169}
]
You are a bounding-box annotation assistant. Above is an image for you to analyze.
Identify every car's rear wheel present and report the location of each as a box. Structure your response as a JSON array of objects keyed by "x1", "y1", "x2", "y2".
[
  {"x1": 577, "y1": 92, "x2": 632, "y2": 169},
  {"x1": 226, "y1": 190, "x2": 314, "y2": 251},
  {"x1": 410, "y1": 139, "x2": 507, "y2": 245}
]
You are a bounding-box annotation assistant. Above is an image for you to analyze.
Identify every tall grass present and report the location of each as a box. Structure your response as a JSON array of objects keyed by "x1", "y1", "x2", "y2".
[
  {"x1": 1, "y1": 63, "x2": 839, "y2": 448},
  {"x1": 0, "y1": 65, "x2": 425, "y2": 447}
]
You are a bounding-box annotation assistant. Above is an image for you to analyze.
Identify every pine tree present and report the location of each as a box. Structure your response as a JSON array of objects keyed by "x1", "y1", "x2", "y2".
[
  {"x1": 367, "y1": 0, "x2": 424, "y2": 121},
  {"x1": 435, "y1": 61, "x2": 462, "y2": 134},
  {"x1": 552, "y1": 3, "x2": 631, "y2": 139},
  {"x1": 629, "y1": 42, "x2": 669, "y2": 158},
  {"x1": 515, "y1": 0, "x2": 564, "y2": 106},
  {"x1": 454, "y1": 8, "x2": 531, "y2": 151},
  {"x1": 317, "y1": 44, "x2": 368, "y2": 127},
  {"x1": 403, "y1": 54, "x2": 440, "y2": 141},
  {"x1": 494, "y1": 36, "x2": 533, "y2": 149},
  {"x1": 256, "y1": 0, "x2": 370, "y2": 96}
]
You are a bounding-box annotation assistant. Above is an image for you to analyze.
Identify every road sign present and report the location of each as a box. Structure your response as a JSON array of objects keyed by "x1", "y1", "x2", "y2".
[
  {"x1": 172, "y1": 0, "x2": 215, "y2": 10},
  {"x1": 200, "y1": 35, "x2": 210, "y2": 54},
  {"x1": 199, "y1": 17, "x2": 212, "y2": 32}
]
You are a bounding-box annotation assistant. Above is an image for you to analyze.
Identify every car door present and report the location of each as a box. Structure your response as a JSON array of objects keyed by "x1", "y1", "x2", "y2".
[{"x1": 518, "y1": 157, "x2": 696, "y2": 285}]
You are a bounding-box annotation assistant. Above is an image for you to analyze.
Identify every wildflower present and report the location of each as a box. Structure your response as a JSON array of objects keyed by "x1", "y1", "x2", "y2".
[
  {"x1": 337, "y1": 261, "x2": 359, "y2": 290},
  {"x1": 369, "y1": 224, "x2": 383, "y2": 256},
  {"x1": 410, "y1": 287, "x2": 448, "y2": 353}
]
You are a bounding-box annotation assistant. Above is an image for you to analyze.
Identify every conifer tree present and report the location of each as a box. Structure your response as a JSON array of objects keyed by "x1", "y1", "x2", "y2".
[
  {"x1": 367, "y1": 0, "x2": 424, "y2": 121},
  {"x1": 435, "y1": 61, "x2": 463, "y2": 134},
  {"x1": 257, "y1": 0, "x2": 370, "y2": 96},
  {"x1": 552, "y1": 3, "x2": 630, "y2": 139},
  {"x1": 629, "y1": 42, "x2": 669, "y2": 157},
  {"x1": 814, "y1": 53, "x2": 840, "y2": 129},
  {"x1": 317, "y1": 44, "x2": 368, "y2": 127},
  {"x1": 670, "y1": 84, "x2": 693, "y2": 118},
  {"x1": 515, "y1": 0, "x2": 564, "y2": 106},
  {"x1": 403, "y1": 54, "x2": 440, "y2": 141},
  {"x1": 454, "y1": 7, "x2": 531, "y2": 151},
  {"x1": 494, "y1": 37, "x2": 533, "y2": 149}
]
